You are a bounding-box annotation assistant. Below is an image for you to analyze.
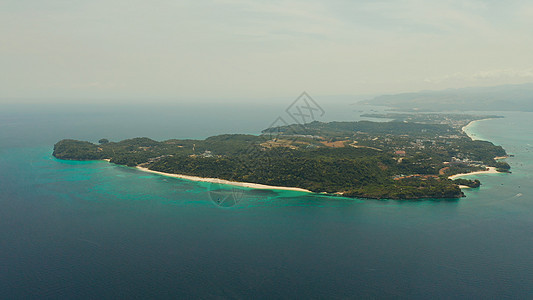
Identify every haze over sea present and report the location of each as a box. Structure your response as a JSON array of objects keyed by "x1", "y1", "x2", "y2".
[{"x1": 1, "y1": 102, "x2": 533, "y2": 298}]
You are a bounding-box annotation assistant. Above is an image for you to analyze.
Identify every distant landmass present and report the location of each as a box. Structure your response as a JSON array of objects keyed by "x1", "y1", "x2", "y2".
[
  {"x1": 360, "y1": 113, "x2": 503, "y2": 127},
  {"x1": 359, "y1": 83, "x2": 533, "y2": 112},
  {"x1": 53, "y1": 115, "x2": 510, "y2": 200}
]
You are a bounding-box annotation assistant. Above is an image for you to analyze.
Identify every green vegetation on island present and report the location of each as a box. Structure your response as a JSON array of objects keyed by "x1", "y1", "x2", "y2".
[
  {"x1": 53, "y1": 116, "x2": 510, "y2": 200},
  {"x1": 453, "y1": 178, "x2": 481, "y2": 188}
]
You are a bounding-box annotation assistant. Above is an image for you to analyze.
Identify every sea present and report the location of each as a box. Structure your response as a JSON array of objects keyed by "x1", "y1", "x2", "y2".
[{"x1": 1, "y1": 101, "x2": 532, "y2": 299}]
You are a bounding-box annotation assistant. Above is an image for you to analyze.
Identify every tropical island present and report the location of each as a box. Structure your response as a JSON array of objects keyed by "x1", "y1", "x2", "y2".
[{"x1": 53, "y1": 115, "x2": 510, "y2": 200}]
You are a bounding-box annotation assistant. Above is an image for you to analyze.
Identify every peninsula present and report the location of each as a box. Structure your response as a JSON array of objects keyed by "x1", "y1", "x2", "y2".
[{"x1": 53, "y1": 116, "x2": 510, "y2": 200}]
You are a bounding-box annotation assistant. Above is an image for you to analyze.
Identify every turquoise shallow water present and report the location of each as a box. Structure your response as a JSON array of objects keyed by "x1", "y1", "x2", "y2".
[{"x1": 1, "y1": 105, "x2": 533, "y2": 298}]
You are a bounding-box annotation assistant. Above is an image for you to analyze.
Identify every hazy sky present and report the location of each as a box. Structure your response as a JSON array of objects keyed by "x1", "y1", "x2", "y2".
[{"x1": 2, "y1": 0, "x2": 533, "y2": 101}]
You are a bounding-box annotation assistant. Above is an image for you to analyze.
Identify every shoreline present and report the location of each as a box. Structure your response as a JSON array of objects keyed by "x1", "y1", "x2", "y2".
[
  {"x1": 135, "y1": 166, "x2": 312, "y2": 193},
  {"x1": 494, "y1": 156, "x2": 508, "y2": 160},
  {"x1": 461, "y1": 120, "x2": 478, "y2": 134},
  {"x1": 461, "y1": 118, "x2": 496, "y2": 140},
  {"x1": 448, "y1": 167, "x2": 500, "y2": 180},
  {"x1": 453, "y1": 118, "x2": 508, "y2": 180}
]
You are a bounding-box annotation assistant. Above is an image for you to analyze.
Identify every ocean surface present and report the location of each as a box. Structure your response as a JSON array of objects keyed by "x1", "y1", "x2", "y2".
[{"x1": 1, "y1": 102, "x2": 533, "y2": 299}]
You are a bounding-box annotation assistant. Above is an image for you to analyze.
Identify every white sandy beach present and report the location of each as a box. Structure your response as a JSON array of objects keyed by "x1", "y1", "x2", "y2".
[
  {"x1": 461, "y1": 118, "x2": 497, "y2": 140},
  {"x1": 135, "y1": 166, "x2": 312, "y2": 193},
  {"x1": 448, "y1": 167, "x2": 500, "y2": 180},
  {"x1": 452, "y1": 118, "x2": 508, "y2": 180},
  {"x1": 494, "y1": 156, "x2": 508, "y2": 160},
  {"x1": 461, "y1": 120, "x2": 478, "y2": 134},
  {"x1": 461, "y1": 119, "x2": 487, "y2": 133}
]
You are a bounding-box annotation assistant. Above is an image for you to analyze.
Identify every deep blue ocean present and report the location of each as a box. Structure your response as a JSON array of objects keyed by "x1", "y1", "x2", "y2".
[{"x1": 1, "y1": 101, "x2": 533, "y2": 299}]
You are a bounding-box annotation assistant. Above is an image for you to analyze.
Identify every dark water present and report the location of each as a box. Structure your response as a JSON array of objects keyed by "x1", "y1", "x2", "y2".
[{"x1": 1, "y1": 103, "x2": 533, "y2": 299}]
